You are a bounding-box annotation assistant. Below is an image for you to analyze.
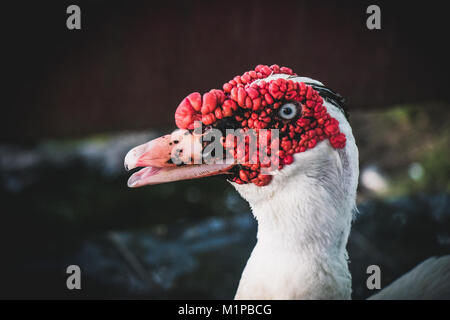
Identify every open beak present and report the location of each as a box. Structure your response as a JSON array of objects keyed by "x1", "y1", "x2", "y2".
[{"x1": 124, "y1": 129, "x2": 234, "y2": 188}]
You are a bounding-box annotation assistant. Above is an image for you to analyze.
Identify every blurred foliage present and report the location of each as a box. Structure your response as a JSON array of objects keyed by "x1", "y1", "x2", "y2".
[{"x1": 352, "y1": 102, "x2": 450, "y2": 198}]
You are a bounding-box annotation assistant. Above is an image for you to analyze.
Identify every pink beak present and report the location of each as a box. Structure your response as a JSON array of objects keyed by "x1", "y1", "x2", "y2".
[{"x1": 124, "y1": 130, "x2": 233, "y2": 188}]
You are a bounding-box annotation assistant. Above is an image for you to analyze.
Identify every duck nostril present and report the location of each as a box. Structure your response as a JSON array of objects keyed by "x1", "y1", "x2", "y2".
[{"x1": 124, "y1": 163, "x2": 129, "y2": 171}]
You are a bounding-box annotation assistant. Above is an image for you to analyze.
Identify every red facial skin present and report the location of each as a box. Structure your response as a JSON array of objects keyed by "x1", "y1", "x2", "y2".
[{"x1": 175, "y1": 64, "x2": 346, "y2": 187}]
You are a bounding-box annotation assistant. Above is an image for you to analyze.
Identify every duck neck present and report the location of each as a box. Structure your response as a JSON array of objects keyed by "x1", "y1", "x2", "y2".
[{"x1": 235, "y1": 173, "x2": 354, "y2": 300}]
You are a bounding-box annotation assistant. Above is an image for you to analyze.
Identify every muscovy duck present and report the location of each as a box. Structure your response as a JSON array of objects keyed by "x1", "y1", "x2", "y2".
[{"x1": 124, "y1": 65, "x2": 450, "y2": 299}]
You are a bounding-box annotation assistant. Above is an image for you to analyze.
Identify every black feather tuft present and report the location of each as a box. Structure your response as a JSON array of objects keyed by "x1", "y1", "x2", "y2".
[{"x1": 303, "y1": 82, "x2": 349, "y2": 120}]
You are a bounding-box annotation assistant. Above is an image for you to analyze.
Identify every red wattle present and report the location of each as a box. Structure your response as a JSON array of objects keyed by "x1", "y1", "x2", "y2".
[{"x1": 173, "y1": 64, "x2": 346, "y2": 187}]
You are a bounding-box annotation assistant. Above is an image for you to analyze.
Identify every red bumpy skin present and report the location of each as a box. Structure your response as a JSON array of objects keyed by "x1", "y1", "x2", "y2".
[{"x1": 174, "y1": 64, "x2": 347, "y2": 186}]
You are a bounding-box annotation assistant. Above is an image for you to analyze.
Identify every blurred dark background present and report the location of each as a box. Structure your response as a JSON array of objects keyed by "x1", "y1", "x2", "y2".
[
  {"x1": 0, "y1": 0, "x2": 449, "y2": 299},
  {"x1": 3, "y1": 0, "x2": 450, "y2": 143}
]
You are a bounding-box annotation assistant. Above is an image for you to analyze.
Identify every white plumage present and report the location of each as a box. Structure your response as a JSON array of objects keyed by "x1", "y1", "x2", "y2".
[
  {"x1": 125, "y1": 73, "x2": 450, "y2": 299},
  {"x1": 231, "y1": 75, "x2": 449, "y2": 300}
]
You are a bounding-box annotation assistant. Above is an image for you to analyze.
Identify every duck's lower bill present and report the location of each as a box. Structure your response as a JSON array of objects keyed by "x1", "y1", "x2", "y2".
[{"x1": 126, "y1": 163, "x2": 233, "y2": 187}]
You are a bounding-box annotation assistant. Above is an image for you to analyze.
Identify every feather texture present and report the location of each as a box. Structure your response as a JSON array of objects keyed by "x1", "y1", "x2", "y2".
[
  {"x1": 369, "y1": 256, "x2": 450, "y2": 300},
  {"x1": 231, "y1": 74, "x2": 450, "y2": 300},
  {"x1": 232, "y1": 87, "x2": 359, "y2": 299}
]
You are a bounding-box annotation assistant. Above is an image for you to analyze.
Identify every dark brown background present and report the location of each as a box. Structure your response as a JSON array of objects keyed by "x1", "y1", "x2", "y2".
[
  {"x1": 0, "y1": 1, "x2": 449, "y2": 300},
  {"x1": 2, "y1": 0, "x2": 449, "y2": 143}
]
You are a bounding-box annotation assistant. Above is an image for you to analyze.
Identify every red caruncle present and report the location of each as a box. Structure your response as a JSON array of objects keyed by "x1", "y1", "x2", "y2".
[{"x1": 174, "y1": 64, "x2": 347, "y2": 187}]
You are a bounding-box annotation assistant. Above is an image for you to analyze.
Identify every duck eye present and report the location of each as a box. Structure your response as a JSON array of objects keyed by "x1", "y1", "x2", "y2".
[{"x1": 279, "y1": 103, "x2": 297, "y2": 120}]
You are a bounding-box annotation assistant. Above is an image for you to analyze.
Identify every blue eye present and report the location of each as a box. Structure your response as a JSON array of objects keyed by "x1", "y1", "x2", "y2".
[{"x1": 279, "y1": 103, "x2": 297, "y2": 120}]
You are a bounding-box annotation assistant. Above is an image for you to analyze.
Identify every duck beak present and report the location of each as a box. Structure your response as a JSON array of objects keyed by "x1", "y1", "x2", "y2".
[{"x1": 124, "y1": 129, "x2": 233, "y2": 188}]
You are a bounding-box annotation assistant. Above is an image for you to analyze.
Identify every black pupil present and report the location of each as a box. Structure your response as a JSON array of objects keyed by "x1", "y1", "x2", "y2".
[{"x1": 283, "y1": 107, "x2": 293, "y2": 115}]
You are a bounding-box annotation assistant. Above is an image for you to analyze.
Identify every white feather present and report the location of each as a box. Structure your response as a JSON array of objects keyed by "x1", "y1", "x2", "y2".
[
  {"x1": 369, "y1": 256, "x2": 450, "y2": 300},
  {"x1": 229, "y1": 73, "x2": 450, "y2": 300},
  {"x1": 231, "y1": 74, "x2": 359, "y2": 299}
]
